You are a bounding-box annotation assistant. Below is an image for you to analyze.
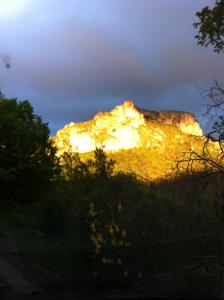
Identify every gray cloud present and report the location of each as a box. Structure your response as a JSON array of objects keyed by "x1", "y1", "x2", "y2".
[{"x1": 0, "y1": 0, "x2": 223, "y2": 134}]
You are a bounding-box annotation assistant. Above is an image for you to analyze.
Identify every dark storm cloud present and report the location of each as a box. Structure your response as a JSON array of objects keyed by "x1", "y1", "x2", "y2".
[{"x1": 0, "y1": 0, "x2": 223, "y2": 134}]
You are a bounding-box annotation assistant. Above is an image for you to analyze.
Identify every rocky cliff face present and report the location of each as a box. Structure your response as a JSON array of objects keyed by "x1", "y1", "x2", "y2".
[
  {"x1": 54, "y1": 100, "x2": 203, "y2": 154},
  {"x1": 138, "y1": 107, "x2": 203, "y2": 136}
]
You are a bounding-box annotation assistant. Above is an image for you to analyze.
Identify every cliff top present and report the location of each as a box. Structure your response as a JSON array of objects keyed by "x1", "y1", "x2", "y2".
[{"x1": 54, "y1": 99, "x2": 203, "y2": 155}]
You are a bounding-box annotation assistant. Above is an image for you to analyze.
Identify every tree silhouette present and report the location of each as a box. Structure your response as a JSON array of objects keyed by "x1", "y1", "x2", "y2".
[{"x1": 194, "y1": 0, "x2": 224, "y2": 53}]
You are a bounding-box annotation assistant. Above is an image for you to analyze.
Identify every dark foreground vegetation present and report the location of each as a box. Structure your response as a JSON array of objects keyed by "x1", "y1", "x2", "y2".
[{"x1": 0, "y1": 96, "x2": 224, "y2": 297}]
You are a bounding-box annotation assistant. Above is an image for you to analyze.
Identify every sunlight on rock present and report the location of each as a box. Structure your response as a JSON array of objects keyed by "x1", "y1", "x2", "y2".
[
  {"x1": 54, "y1": 100, "x2": 203, "y2": 155},
  {"x1": 70, "y1": 129, "x2": 95, "y2": 153}
]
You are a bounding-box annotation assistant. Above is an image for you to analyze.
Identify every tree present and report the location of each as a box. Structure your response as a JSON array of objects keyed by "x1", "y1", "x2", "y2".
[
  {"x1": 191, "y1": 4, "x2": 224, "y2": 293},
  {"x1": 188, "y1": 0, "x2": 224, "y2": 176},
  {"x1": 194, "y1": 0, "x2": 224, "y2": 53},
  {"x1": 0, "y1": 96, "x2": 58, "y2": 202}
]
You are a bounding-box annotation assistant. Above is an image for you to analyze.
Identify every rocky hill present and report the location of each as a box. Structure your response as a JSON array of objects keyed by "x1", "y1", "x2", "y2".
[
  {"x1": 54, "y1": 100, "x2": 203, "y2": 154},
  {"x1": 53, "y1": 100, "x2": 220, "y2": 180}
]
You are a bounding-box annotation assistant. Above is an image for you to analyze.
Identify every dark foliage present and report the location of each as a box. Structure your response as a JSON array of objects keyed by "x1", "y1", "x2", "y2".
[
  {"x1": 194, "y1": 0, "x2": 224, "y2": 53},
  {"x1": 0, "y1": 96, "x2": 58, "y2": 202}
]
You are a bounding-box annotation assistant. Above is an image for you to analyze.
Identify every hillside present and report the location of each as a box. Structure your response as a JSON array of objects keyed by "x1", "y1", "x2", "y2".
[{"x1": 54, "y1": 100, "x2": 218, "y2": 180}]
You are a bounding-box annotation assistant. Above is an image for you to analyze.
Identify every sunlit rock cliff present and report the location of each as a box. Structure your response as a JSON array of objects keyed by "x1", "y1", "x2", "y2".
[{"x1": 54, "y1": 100, "x2": 203, "y2": 155}]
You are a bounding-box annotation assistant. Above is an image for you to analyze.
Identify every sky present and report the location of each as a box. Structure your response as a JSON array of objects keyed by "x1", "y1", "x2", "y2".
[{"x1": 0, "y1": 0, "x2": 223, "y2": 135}]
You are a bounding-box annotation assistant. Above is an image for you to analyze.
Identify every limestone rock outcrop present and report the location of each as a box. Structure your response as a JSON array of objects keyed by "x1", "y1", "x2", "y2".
[
  {"x1": 54, "y1": 100, "x2": 203, "y2": 154},
  {"x1": 138, "y1": 107, "x2": 203, "y2": 136}
]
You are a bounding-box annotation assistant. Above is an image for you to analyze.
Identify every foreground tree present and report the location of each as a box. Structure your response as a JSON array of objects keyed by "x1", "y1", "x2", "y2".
[
  {"x1": 184, "y1": 0, "x2": 224, "y2": 176},
  {"x1": 0, "y1": 96, "x2": 58, "y2": 202},
  {"x1": 194, "y1": 0, "x2": 224, "y2": 53},
  {"x1": 183, "y1": 3, "x2": 224, "y2": 294}
]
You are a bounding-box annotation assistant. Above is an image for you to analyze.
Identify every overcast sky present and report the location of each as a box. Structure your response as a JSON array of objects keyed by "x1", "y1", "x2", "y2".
[{"x1": 0, "y1": 0, "x2": 223, "y2": 134}]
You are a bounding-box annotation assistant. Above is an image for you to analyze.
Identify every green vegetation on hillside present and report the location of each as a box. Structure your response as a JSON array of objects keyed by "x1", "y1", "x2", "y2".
[{"x1": 77, "y1": 119, "x2": 215, "y2": 180}]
